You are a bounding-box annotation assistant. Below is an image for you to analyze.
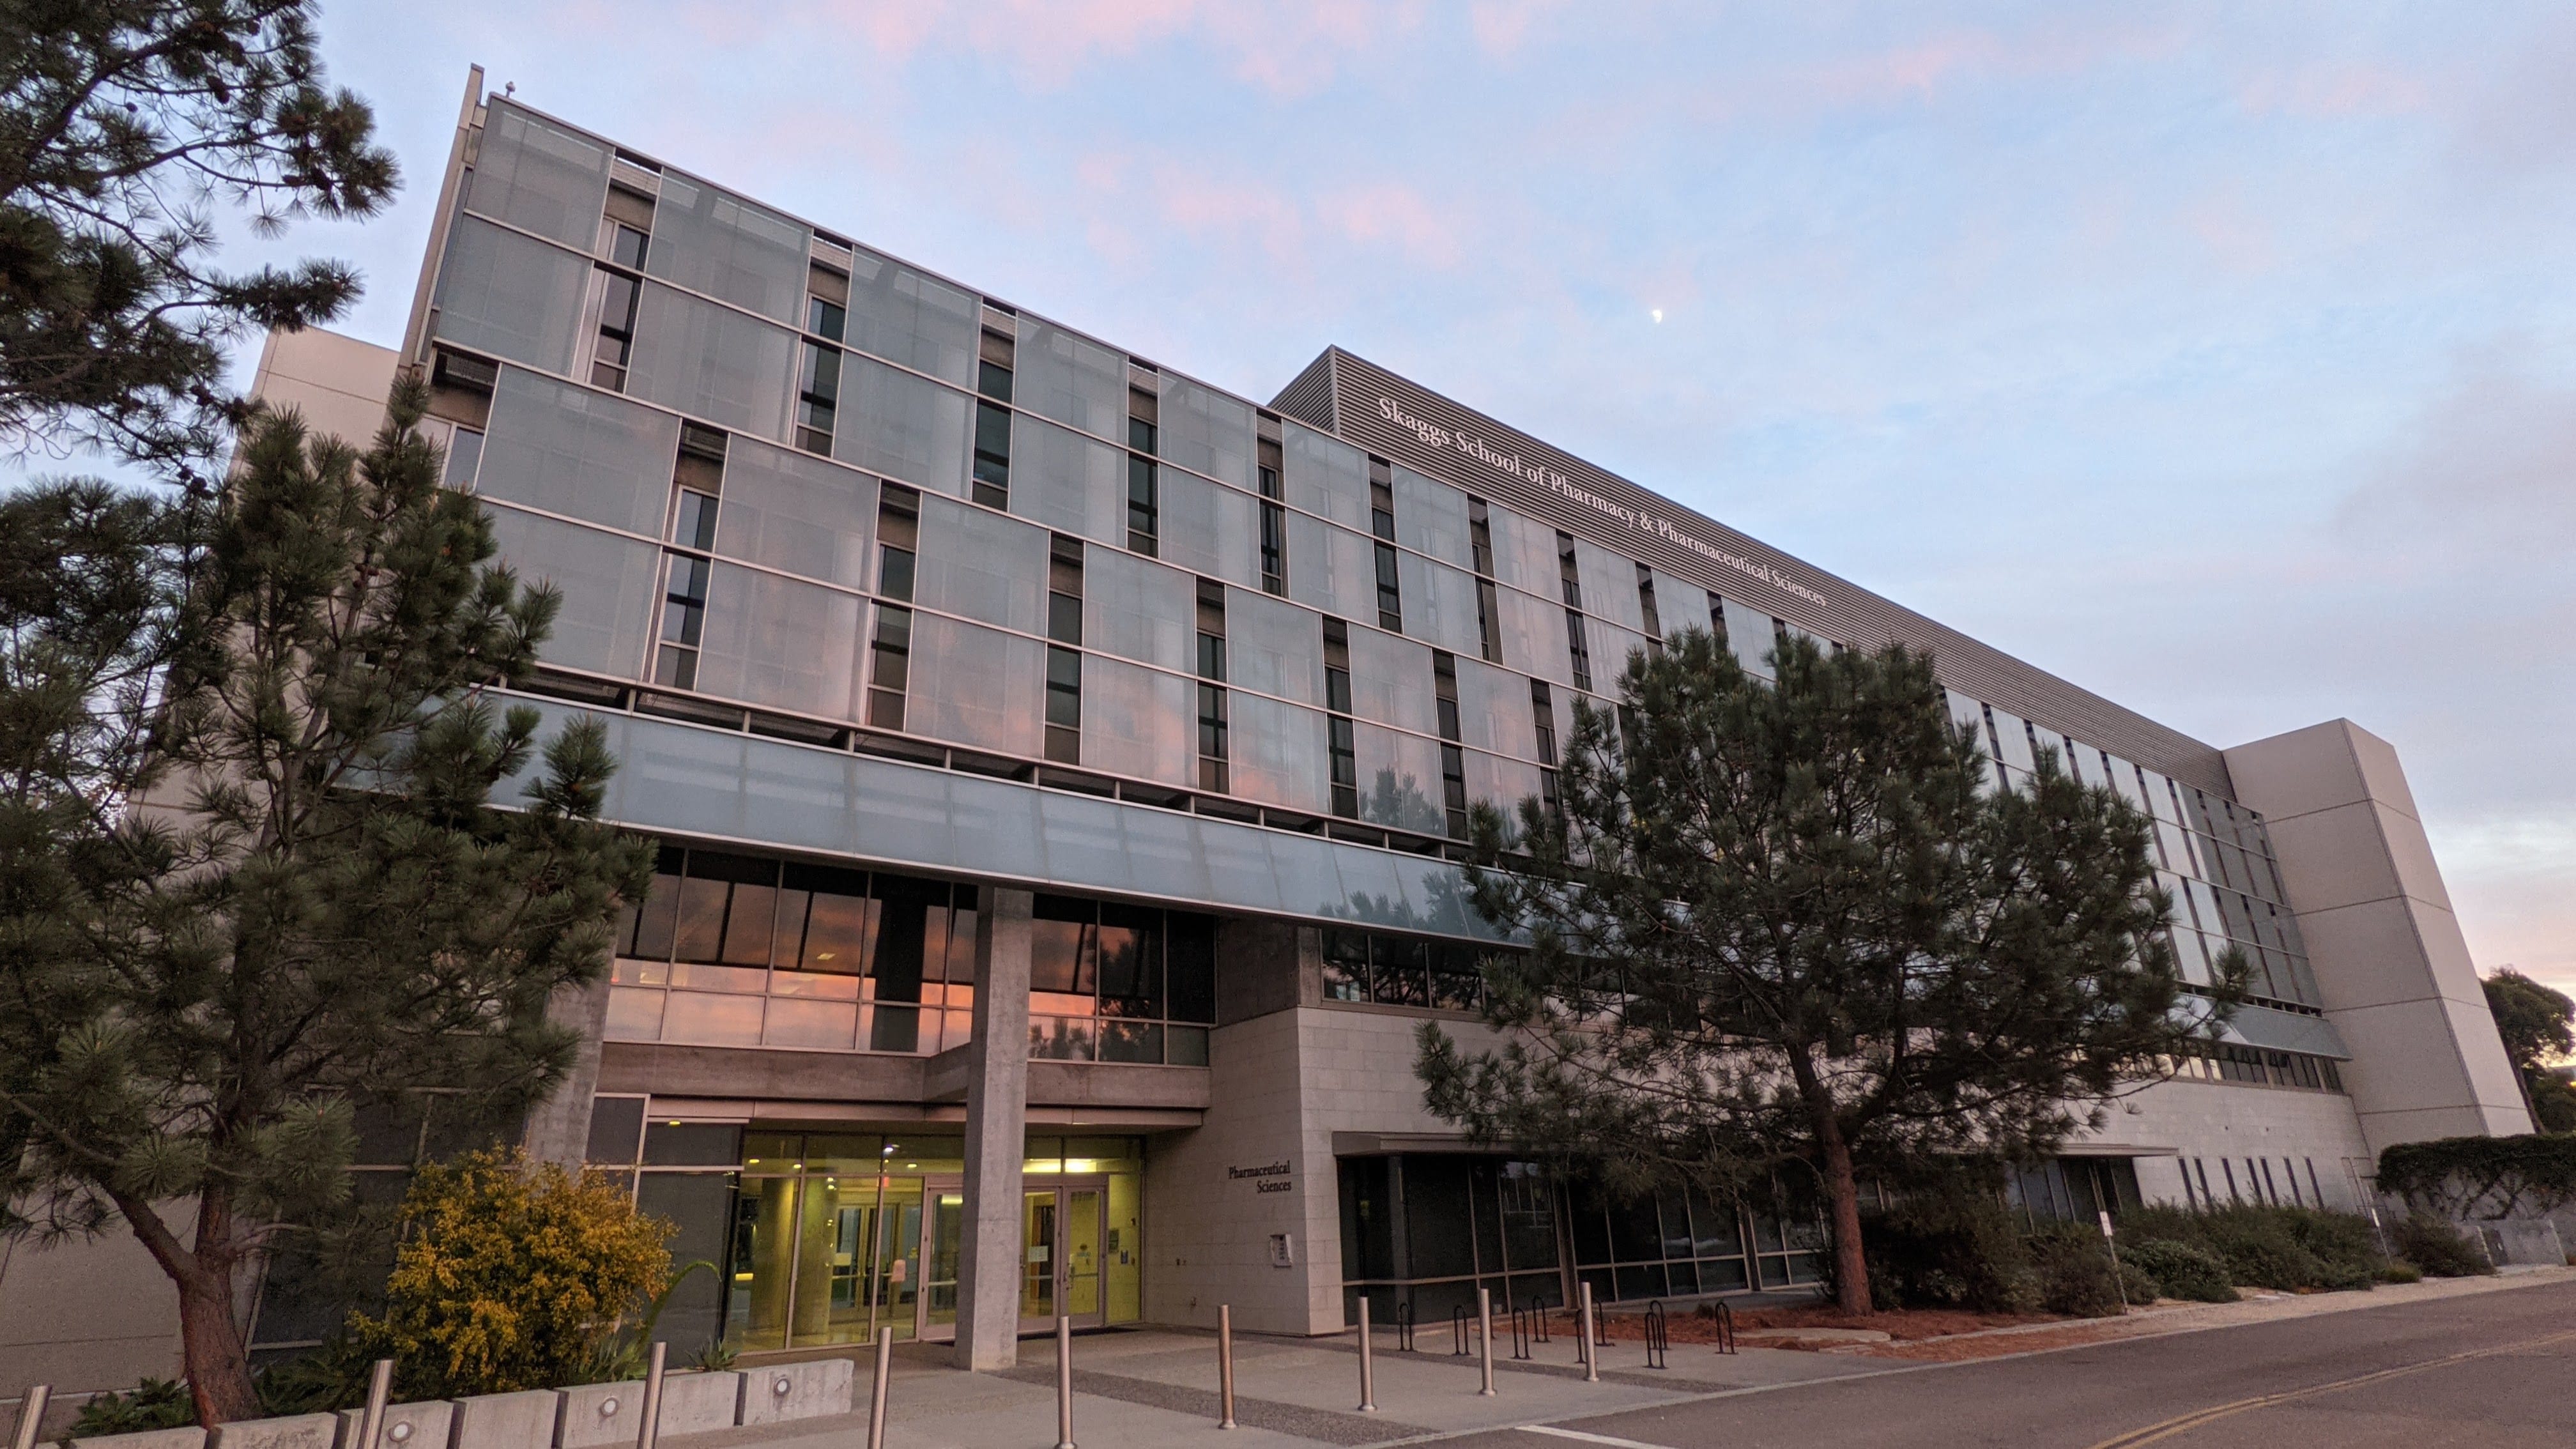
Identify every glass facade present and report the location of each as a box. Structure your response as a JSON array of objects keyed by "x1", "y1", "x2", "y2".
[{"x1": 587, "y1": 1117, "x2": 1144, "y2": 1353}]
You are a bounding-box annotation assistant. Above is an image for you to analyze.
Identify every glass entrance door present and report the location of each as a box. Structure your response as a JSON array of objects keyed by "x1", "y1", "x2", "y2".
[{"x1": 1017, "y1": 1183, "x2": 1107, "y2": 1333}]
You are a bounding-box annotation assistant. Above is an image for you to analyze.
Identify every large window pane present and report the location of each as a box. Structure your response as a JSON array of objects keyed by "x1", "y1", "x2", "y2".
[
  {"x1": 464, "y1": 100, "x2": 610, "y2": 249},
  {"x1": 1014, "y1": 317, "x2": 1124, "y2": 439},
  {"x1": 1010, "y1": 415, "x2": 1124, "y2": 546},
  {"x1": 625, "y1": 282, "x2": 795, "y2": 440},
  {"x1": 1080, "y1": 656, "x2": 1193, "y2": 786},
  {"x1": 905, "y1": 615, "x2": 1043, "y2": 755},
  {"x1": 1571, "y1": 539, "x2": 1645, "y2": 632},
  {"x1": 1392, "y1": 464, "x2": 1472, "y2": 569},
  {"x1": 1450, "y1": 656, "x2": 1532, "y2": 758},
  {"x1": 848, "y1": 249, "x2": 979, "y2": 388},
  {"x1": 1483, "y1": 503, "x2": 1561, "y2": 595},
  {"x1": 1461, "y1": 749, "x2": 1542, "y2": 818},
  {"x1": 433, "y1": 217, "x2": 588, "y2": 375},
  {"x1": 693, "y1": 563, "x2": 862, "y2": 720},
  {"x1": 1083, "y1": 549, "x2": 1192, "y2": 671},
  {"x1": 643, "y1": 173, "x2": 810, "y2": 325},
  {"x1": 1157, "y1": 373, "x2": 1253, "y2": 489},
  {"x1": 1226, "y1": 587, "x2": 1322, "y2": 706},
  {"x1": 1494, "y1": 585, "x2": 1573, "y2": 686},
  {"x1": 1722, "y1": 597, "x2": 1776, "y2": 680},
  {"x1": 1346, "y1": 626, "x2": 1438, "y2": 735},
  {"x1": 1156, "y1": 470, "x2": 1261, "y2": 589},
  {"x1": 477, "y1": 365, "x2": 678, "y2": 536},
  {"x1": 1393, "y1": 553, "x2": 1482, "y2": 657},
  {"x1": 916, "y1": 494, "x2": 1046, "y2": 634},
  {"x1": 1285, "y1": 514, "x2": 1376, "y2": 623},
  {"x1": 482, "y1": 505, "x2": 659, "y2": 678},
  {"x1": 1354, "y1": 724, "x2": 1446, "y2": 834},
  {"x1": 1229, "y1": 694, "x2": 1328, "y2": 813},
  {"x1": 1282, "y1": 421, "x2": 1369, "y2": 530},
  {"x1": 834, "y1": 354, "x2": 969, "y2": 498},
  {"x1": 715, "y1": 438, "x2": 875, "y2": 589}
]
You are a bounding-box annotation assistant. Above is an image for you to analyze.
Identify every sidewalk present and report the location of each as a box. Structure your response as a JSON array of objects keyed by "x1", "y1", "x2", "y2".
[{"x1": 675, "y1": 1267, "x2": 2576, "y2": 1449}]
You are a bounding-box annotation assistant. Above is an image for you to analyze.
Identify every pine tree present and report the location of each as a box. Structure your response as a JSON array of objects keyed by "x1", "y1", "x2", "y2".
[
  {"x1": 0, "y1": 379, "x2": 653, "y2": 1423},
  {"x1": 0, "y1": 1, "x2": 395, "y2": 473},
  {"x1": 1416, "y1": 629, "x2": 2235, "y2": 1314}
]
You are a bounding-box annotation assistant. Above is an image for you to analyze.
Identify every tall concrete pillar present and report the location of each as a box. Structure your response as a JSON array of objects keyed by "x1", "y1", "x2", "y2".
[
  {"x1": 2225, "y1": 719, "x2": 2532, "y2": 1151},
  {"x1": 520, "y1": 974, "x2": 612, "y2": 1168},
  {"x1": 954, "y1": 887, "x2": 1033, "y2": 1370}
]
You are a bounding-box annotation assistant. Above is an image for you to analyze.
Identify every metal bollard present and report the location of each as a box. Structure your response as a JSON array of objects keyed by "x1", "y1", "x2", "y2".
[
  {"x1": 10, "y1": 1385, "x2": 51, "y2": 1449},
  {"x1": 1055, "y1": 1315, "x2": 1077, "y2": 1449},
  {"x1": 1217, "y1": 1305, "x2": 1238, "y2": 1430},
  {"x1": 1356, "y1": 1296, "x2": 1377, "y2": 1412},
  {"x1": 356, "y1": 1360, "x2": 392, "y2": 1449},
  {"x1": 1476, "y1": 1287, "x2": 1496, "y2": 1397},
  {"x1": 1577, "y1": 1282, "x2": 1598, "y2": 1383},
  {"x1": 634, "y1": 1342, "x2": 666, "y2": 1449},
  {"x1": 867, "y1": 1328, "x2": 893, "y2": 1449}
]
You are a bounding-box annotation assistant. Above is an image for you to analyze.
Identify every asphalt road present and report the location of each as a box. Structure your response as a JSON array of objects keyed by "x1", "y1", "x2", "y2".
[{"x1": 1455, "y1": 1277, "x2": 2576, "y2": 1449}]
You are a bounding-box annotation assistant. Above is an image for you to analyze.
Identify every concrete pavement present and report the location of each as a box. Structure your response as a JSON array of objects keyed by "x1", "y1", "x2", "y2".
[{"x1": 677, "y1": 1268, "x2": 2575, "y2": 1449}]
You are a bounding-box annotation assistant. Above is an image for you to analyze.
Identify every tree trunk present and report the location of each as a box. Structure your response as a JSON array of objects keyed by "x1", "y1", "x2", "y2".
[
  {"x1": 114, "y1": 1190, "x2": 263, "y2": 1425},
  {"x1": 174, "y1": 1261, "x2": 261, "y2": 1425},
  {"x1": 1788, "y1": 1048, "x2": 1873, "y2": 1315},
  {"x1": 1814, "y1": 1109, "x2": 1873, "y2": 1315}
]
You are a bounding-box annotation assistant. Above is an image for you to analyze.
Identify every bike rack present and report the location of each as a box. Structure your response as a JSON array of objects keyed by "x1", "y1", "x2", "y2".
[
  {"x1": 1393, "y1": 1299, "x2": 1415, "y2": 1353},
  {"x1": 1452, "y1": 1305, "x2": 1471, "y2": 1356},
  {"x1": 1509, "y1": 1304, "x2": 1532, "y2": 1361},
  {"x1": 1641, "y1": 1300, "x2": 1668, "y2": 1370},
  {"x1": 1526, "y1": 1296, "x2": 1553, "y2": 1344},
  {"x1": 1705, "y1": 1300, "x2": 1737, "y2": 1356}
]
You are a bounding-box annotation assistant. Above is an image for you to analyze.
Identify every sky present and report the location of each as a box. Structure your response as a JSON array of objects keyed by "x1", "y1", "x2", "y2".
[{"x1": 172, "y1": 2, "x2": 2576, "y2": 994}]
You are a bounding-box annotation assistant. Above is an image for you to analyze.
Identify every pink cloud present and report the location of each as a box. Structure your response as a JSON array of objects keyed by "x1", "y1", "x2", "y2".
[{"x1": 1317, "y1": 181, "x2": 1462, "y2": 269}]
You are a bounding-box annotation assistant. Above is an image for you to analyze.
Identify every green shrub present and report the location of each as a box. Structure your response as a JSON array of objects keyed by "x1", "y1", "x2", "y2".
[
  {"x1": 2377, "y1": 1260, "x2": 2423, "y2": 1284},
  {"x1": 70, "y1": 1380, "x2": 194, "y2": 1436},
  {"x1": 1857, "y1": 1186, "x2": 2037, "y2": 1313},
  {"x1": 2391, "y1": 1213, "x2": 2493, "y2": 1278},
  {"x1": 2028, "y1": 1223, "x2": 2125, "y2": 1317},
  {"x1": 2120, "y1": 1239, "x2": 2235, "y2": 1303},
  {"x1": 2123, "y1": 1204, "x2": 2382, "y2": 1292},
  {"x1": 2117, "y1": 1259, "x2": 2159, "y2": 1306}
]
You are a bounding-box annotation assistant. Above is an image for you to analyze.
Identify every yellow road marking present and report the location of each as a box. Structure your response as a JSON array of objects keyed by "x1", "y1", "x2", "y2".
[{"x1": 2082, "y1": 1326, "x2": 2576, "y2": 1449}]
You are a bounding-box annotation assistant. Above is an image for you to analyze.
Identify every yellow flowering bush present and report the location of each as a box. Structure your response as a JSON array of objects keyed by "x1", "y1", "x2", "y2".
[{"x1": 353, "y1": 1149, "x2": 672, "y2": 1395}]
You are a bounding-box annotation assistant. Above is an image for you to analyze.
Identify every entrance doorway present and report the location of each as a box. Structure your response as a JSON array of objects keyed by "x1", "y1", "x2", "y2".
[{"x1": 1018, "y1": 1184, "x2": 1107, "y2": 1333}]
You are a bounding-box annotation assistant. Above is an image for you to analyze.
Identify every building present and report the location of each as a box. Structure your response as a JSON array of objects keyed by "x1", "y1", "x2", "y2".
[{"x1": 30, "y1": 70, "x2": 2526, "y2": 1385}]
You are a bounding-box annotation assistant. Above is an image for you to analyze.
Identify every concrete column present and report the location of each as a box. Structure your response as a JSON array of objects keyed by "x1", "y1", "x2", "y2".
[
  {"x1": 954, "y1": 887, "x2": 1033, "y2": 1371},
  {"x1": 2225, "y1": 719, "x2": 2532, "y2": 1151},
  {"x1": 520, "y1": 973, "x2": 613, "y2": 1169}
]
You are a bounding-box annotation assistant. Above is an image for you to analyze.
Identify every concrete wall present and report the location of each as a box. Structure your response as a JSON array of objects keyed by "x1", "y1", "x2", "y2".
[
  {"x1": 248, "y1": 328, "x2": 397, "y2": 447},
  {"x1": 2090, "y1": 1076, "x2": 2378, "y2": 1211},
  {"x1": 2225, "y1": 720, "x2": 2531, "y2": 1152},
  {"x1": 0, "y1": 1222, "x2": 183, "y2": 1402}
]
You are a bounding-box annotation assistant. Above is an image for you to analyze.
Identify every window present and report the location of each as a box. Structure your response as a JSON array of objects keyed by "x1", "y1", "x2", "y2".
[
  {"x1": 1319, "y1": 928, "x2": 1487, "y2": 1013},
  {"x1": 1044, "y1": 534, "x2": 1083, "y2": 763},
  {"x1": 1257, "y1": 436, "x2": 1286, "y2": 596},
  {"x1": 1045, "y1": 646, "x2": 1082, "y2": 763},
  {"x1": 1636, "y1": 563, "x2": 1662, "y2": 646},
  {"x1": 591, "y1": 267, "x2": 640, "y2": 390},
  {"x1": 972, "y1": 399, "x2": 1011, "y2": 509},
  {"x1": 1324, "y1": 617, "x2": 1360, "y2": 817},
  {"x1": 807, "y1": 293, "x2": 846, "y2": 343},
  {"x1": 1127, "y1": 455, "x2": 1158, "y2": 556},
  {"x1": 866, "y1": 606, "x2": 911, "y2": 730},
  {"x1": 1564, "y1": 609, "x2": 1593, "y2": 693},
  {"x1": 610, "y1": 847, "x2": 981, "y2": 1055},
  {"x1": 795, "y1": 340, "x2": 839, "y2": 454},
  {"x1": 1027, "y1": 896, "x2": 1218, "y2": 1064},
  {"x1": 876, "y1": 485, "x2": 919, "y2": 602},
  {"x1": 1197, "y1": 579, "x2": 1229, "y2": 792},
  {"x1": 654, "y1": 553, "x2": 708, "y2": 688},
  {"x1": 1370, "y1": 463, "x2": 1402, "y2": 632},
  {"x1": 1433, "y1": 651, "x2": 1468, "y2": 838}
]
